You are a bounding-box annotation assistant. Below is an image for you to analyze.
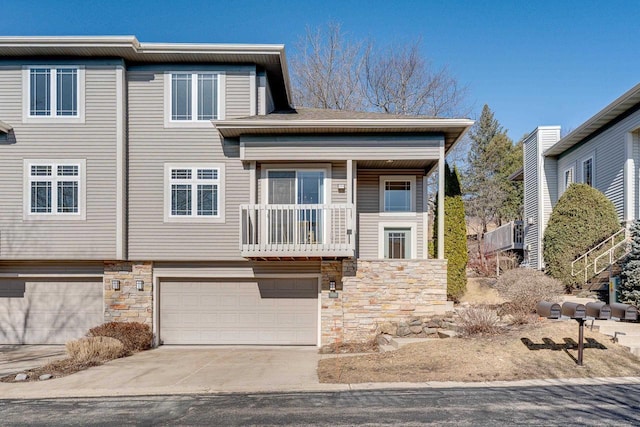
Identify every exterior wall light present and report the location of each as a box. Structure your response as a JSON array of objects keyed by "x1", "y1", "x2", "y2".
[
  {"x1": 329, "y1": 280, "x2": 336, "y2": 291},
  {"x1": 337, "y1": 184, "x2": 346, "y2": 192},
  {"x1": 136, "y1": 280, "x2": 144, "y2": 291},
  {"x1": 111, "y1": 279, "x2": 120, "y2": 290}
]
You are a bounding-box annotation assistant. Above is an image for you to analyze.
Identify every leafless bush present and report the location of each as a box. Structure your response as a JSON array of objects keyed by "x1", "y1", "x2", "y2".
[
  {"x1": 495, "y1": 268, "x2": 564, "y2": 324},
  {"x1": 88, "y1": 322, "x2": 153, "y2": 355},
  {"x1": 457, "y1": 306, "x2": 503, "y2": 336},
  {"x1": 66, "y1": 336, "x2": 125, "y2": 363}
]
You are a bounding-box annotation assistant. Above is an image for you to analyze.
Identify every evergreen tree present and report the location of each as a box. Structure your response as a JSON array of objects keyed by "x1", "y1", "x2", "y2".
[
  {"x1": 434, "y1": 163, "x2": 468, "y2": 300},
  {"x1": 619, "y1": 220, "x2": 640, "y2": 305}
]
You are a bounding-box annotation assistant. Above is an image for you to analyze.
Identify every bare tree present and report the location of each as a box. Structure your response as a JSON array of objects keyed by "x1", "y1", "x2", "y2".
[
  {"x1": 363, "y1": 41, "x2": 467, "y2": 117},
  {"x1": 290, "y1": 23, "x2": 469, "y2": 118},
  {"x1": 290, "y1": 23, "x2": 368, "y2": 111}
]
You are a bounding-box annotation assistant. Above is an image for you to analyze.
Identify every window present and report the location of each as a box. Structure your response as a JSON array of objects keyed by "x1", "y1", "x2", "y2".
[
  {"x1": 582, "y1": 158, "x2": 593, "y2": 186},
  {"x1": 379, "y1": 176, "x2": 416, "y2": 214},
  {"x1": 385, "y1": 228, "x2": 411, "y2": 259},
  {"x1": 165, "y1": 164, "x2": 224, "y2": 222},
  {"x1": 378, "y1": 223, "x2": 417, "y2": 259},
  {"x1": 168, "y1": 72, "x2": 221, "y2": 123},
  {"x1": 564, "y1": 167, "x2": 574, "y2": 191},
  {"x1": 25, "y1": 160, "x2": 84, "y2": 219},
  {"x1": 26, "y1": 67, "x2": 81, "y2": 118}
]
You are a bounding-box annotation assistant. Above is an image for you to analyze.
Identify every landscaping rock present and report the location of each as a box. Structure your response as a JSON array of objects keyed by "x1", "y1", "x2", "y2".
[
  {"x1": 438, "y1": 330, "x2": 458, "y2": 339},
  {"x1": 379, "y1": 322, "x2": 397, "y2": 335},
  {"x1": 397, "y1": 325, "x2": 412, "y2": 337},
  {"x1": 376, "y1": 334, "x2": 393, "y2": 345},
  {"x1": 14, "y1": 373, "x2": 27, "y2": 382},
  {"x1": 423, "y1": 327, "x2": 437, "y2": 335},
  {"x1": 39, "y1": 374, "x2": 53, "y2": 381},
  {"x1": 409, "y1": 325, "x2": 423, "y2": 334},
  {"x1": 409, "y1": 318, "x2": 422, "y2": 327}
]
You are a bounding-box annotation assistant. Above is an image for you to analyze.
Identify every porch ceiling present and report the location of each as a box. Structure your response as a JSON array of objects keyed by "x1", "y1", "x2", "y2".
[{"x1": 356, "y1": 159, "x2": 437, "y2": 170}]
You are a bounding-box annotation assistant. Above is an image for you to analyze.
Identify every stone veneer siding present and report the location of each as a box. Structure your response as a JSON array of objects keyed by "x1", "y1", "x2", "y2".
[
  {"x1": 103, "y1": 261, "x2": 153, "y2": 325},
  {"x1": 321, "y1": 258, "x2": 450, "y2": 345}
]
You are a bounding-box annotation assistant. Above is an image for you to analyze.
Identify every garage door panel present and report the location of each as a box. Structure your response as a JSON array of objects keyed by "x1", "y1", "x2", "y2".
[
  {"x1": 0, "y1": 278, "x2": 103, "y2": 345},
  {"x1": 160, "y1": 278, "x2": 318, "y2": 345}
]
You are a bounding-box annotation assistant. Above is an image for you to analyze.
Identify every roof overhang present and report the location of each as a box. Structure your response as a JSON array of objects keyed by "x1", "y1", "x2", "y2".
[
  {"x1": 0, "y1": 36, "x2": 291, "y2": 109},
  {"x1": 214, "y1": 118, "x2": 474, "y2": 154},
  {"x1": 508, "y1": 167, "x2": 523, "y2": 181},
  {"x1": 0, "y1": 120, "x2": 13, "y2": 134},
  {"x1": 545, "y1": 82, "x2": 640, "y2": 156}
]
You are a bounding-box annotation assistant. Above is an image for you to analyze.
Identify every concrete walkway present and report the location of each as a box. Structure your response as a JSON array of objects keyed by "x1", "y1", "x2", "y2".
[
  {"x1": 0, "y1": 345, "x2": 639, "y2": 399},
  {"x1": 0, "y1": 346, "x2": 66, "y2": 377}
]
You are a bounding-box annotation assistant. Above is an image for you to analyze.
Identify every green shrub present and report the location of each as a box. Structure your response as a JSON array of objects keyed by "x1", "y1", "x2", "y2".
[
  {"x1": 495, "y1": 268, "x2": 564, "y2": 324},
  {"x1": 434, "y1": 163, "x2": 468, "y2": 301},
  {"x1": 543, "y1": 184, "x2": 620, "y2": 290},
  {"x1": 66, "y1": 336, "x2": 125, "y2": 363},
  {"x1": 620, "y1": 220, "x2": 640, "y2": 305},
  {"x1": 88, "y1": 322, "x2": 153, "y2": 355}
]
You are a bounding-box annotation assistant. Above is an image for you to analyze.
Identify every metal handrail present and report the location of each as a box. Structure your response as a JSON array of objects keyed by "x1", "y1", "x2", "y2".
[{"x1": 571, "y1": 228, "x2": 628, "y2": 283}]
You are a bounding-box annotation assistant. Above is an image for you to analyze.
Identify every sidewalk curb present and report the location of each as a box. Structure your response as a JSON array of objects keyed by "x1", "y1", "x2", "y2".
[{"x1": 1, "y1": 376, "x2": 639, "y2": 400}]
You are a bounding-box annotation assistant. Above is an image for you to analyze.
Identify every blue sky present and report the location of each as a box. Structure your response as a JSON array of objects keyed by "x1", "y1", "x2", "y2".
[{"x1": 3, "y1": 0, "x2": 639, "y2": 140}]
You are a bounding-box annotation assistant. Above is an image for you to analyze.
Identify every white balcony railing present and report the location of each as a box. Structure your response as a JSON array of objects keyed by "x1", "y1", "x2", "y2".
[
  {"x1": 484, "y1": 220, "x2": 525, "y2": 253},
  {"x1": 240, "y1": 204, "x2": 355, "y2": 258}
]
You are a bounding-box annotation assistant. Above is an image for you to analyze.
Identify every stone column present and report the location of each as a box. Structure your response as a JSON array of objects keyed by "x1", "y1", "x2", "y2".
[{"x1": 103, "y1": 261, "x2": 153, "y2": 326}]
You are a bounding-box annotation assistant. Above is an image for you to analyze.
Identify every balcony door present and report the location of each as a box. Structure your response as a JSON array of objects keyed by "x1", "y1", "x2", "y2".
[{"x1": 267, "y1": 170, "x2": 325, "y2": 245}]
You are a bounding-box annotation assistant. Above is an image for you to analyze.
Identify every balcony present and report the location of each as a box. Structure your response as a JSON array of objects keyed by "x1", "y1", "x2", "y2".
[
  {"x1": 484, "y1": 220, "x2": 524, "y2": 253},
  {"x1": 240, "y1": 204, "x2": 355, "y2": 259}
]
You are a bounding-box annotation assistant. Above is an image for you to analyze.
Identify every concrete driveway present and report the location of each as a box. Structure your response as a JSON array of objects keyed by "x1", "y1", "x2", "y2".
[
  {"x1": 0, "y1": 346, "x2": 338, "y2": 398},
  {"x1": 0, "y1": 345, "x2": 66, "y2": 377}
]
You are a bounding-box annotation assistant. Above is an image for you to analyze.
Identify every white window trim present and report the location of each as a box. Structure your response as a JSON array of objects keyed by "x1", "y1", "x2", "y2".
[
  {"x1": 378, "y1": 222, "x2": 418, "y2": 259},
  {"x1": 379, "y1": 175, "x2": 417, "y2": 216},
  {"x1": 163, "y1": 163, "x2": 225, "y2": 223},
  {"x1": 22, "y1": 66, "x2": 85, "y2": 124},
  {"x1": 260, "y1": 163, "x2": 332, "y2": 206},
  {"x1": 562, "y1": 166, "x2": 574, "y2": 194},
  {"x1": 581, "y1": 155, "x2": 594, "y2": 186},
  {"x1": 23, "y1": 159, "x2": 86, "y2": 221},
  {"x1": 164, "y1": 71, "x2": 226, "y2": 128}
]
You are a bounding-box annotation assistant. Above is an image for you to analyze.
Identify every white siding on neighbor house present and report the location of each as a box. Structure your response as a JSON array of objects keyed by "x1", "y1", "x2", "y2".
[
  {"x1": 127, "y1": 66, "x2": 254, "y2": 261},
  {"x1": 556, "y1": 108, "x2": 640, "y2": 221},
  {"x1": 357, "y1": 169, "x2": 425, "y2": 260},
  {"x1": 523, "y1": 127, "x2": 560, "y2": 270},
  {"x1": 0, "y1": 61, "x2": 121, "y2": 260},
  {"x1": 634, "y1": 131, "x2": 640, "y2": 220},
  {"x1": 241, "y1": 135, "x2": 442, "y2": 161}
]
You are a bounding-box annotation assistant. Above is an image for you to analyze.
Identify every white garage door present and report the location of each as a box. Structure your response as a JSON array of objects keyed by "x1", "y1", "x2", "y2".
[
  {"x1": 160, "y1": 278, "x2": 318, "y2": 345},
  {"x1": 0, "y1": 278, "x2": 104, "y2": 344}
]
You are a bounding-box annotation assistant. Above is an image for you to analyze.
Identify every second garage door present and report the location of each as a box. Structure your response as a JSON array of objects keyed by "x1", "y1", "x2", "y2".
[{"x1": 160, "y1": 278, "x2": 318, "y2": 345}]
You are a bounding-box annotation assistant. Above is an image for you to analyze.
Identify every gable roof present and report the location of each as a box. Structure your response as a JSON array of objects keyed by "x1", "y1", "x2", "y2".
[
  {"x1": 214, "y1": 108, "x2": 474, "y2": 154},
  {"x1": 545, "y1": 82, "x2": 640, "y2": 156},
  {"x1": 0, "y1": 36, "x2": 291, "y2": 109}
]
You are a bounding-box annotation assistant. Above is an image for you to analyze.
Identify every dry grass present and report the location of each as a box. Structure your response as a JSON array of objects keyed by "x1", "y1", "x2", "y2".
[
  {"x1": 460, "y1": 277, "x2": 504, "y2": 305},
  {"x1": 495, "y1": 269, "x2": 564, "y2": 323},
  {"x1": 318, "y1": 320, "x2": 640, "y2": 383},
  {"x1": 321, "y1": 339, "x2": 379, "y2": 354},
  {"x1": 457, "y1": 306, "x2": 504, "y2": 336},
  {"x1": 66, "y1": 336, "x2": 125, "y2": 363}
]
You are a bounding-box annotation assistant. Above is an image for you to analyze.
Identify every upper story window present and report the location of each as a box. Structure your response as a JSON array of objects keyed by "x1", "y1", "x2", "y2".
[
  {"x1": 24, "y1": 66, "x2": 84, "y2": 122},
  {"x1": 379, "y1": 176, "x2": 416, "y2": 214},
  {"x1": 24, "y1": 160, "x2": 86, "y2": 220},
  {"x1": 582, "y1": 157, "x2": 593, "y2": 186},
  {"x1": 164, "y1": 164, "x2": 225, "y2": 222},
  {"x1": 166, "y1": 72, "x2": 224, "y2": 126}
]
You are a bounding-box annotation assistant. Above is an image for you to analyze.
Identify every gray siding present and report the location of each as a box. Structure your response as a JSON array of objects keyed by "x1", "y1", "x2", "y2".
[
  {"x1": 0, "y1": 62, "x2": 120, "y2": 260},
  {"x1": 557, "y1": 108, "x2": 640, "y2": 220},
  {"x1": 523, "y1": 131, "x2": 539, "y2": 268},
  {"x1": 357, "y1": 169, "x2": 425, "y2": 259},
  {"x1": 634, "y1": 131, "x2": 640, "y2": 220},
  {"x1": 127, "y1": 67, "x2": 253, "y2": 261},
  {"x1": 241, "y1": 135, "x2": 442, "y2": 161},
  {"x1": 153, "y1": 261, "x2": 320, "y2": 278}
]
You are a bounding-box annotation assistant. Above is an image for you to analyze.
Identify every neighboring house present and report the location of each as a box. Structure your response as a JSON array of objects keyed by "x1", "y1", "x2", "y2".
[
  {"x1": 513, "y1": 82, "x2": 640, "y2": 270},
  {"x1": 0, "y1": 36, "x2": 472, "y2": 346}
]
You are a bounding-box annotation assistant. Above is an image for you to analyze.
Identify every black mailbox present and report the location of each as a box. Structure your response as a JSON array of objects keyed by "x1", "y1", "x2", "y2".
[
  {"x1": 536, "y1": 301, "x2": 561, "y2": 319},
  {"x1": 610, "y1": 302, "x2": 639, "y2": 321},
  {"x1": 561, "y1": 302, "x2": 587, "y2": 319},
  {"x1": 585, "y1": 301, "x2": 611, "y2": 320}
]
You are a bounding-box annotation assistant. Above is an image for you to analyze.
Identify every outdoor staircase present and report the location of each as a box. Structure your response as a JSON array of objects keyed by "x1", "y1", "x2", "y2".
[{"x1": 571, "y1": 228, "x2": 630, "y2": 290}]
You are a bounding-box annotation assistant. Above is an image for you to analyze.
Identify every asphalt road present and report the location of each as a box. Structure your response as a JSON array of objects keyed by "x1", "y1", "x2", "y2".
[{"x1": 1, "y1": 384, "x2": 639, "y2": 426}]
